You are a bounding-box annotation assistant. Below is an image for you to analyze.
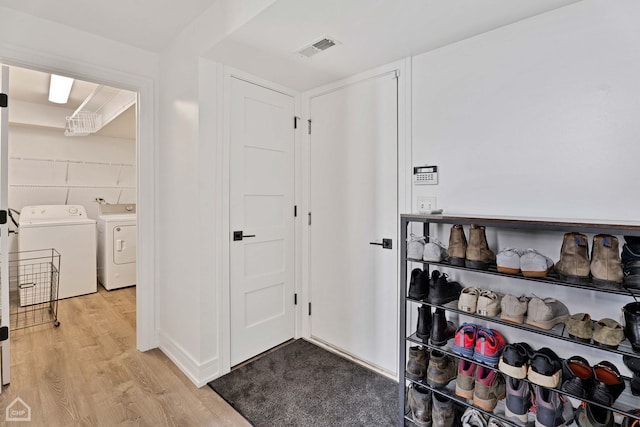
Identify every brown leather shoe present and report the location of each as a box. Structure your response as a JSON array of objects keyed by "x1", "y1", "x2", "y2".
[{"x1": 448, "y1": 224, "x2": 467, "y2": 266}]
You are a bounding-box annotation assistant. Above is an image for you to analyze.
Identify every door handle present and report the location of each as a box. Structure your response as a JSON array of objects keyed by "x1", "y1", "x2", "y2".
[
  {"x1": 233, "y1": 231, "x2": 256, "y2": 241},
  {"x1": 369, "y1": 238, "x2": 393, "y2": 249}
]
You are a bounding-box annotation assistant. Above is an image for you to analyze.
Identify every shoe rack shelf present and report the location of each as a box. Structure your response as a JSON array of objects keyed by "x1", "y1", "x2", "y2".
[
  {"x1": 410, "y1": 298, "x2": 640, "y2": 359},
  {"x1": 406, "y1": 257, "x2": 639, "y2": 297},
  {"x1": 399, "y1": 214, "x2": 640, "y2": 427}
]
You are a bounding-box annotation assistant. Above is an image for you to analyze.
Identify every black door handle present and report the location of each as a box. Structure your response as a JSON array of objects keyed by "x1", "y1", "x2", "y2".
[
  {"x1": 233, "y1": 231, "x2": 256, "y2": 241},
  {"x1": 369, "y1": 238, "x2": 393, "y2": 249}
]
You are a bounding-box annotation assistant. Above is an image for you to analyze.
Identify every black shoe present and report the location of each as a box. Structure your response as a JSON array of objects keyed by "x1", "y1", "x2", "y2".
[
  {"x1": 427, "y1": 272, "x2": 462, "y2": 305},
  {"x1": 622, "y1": 302, "x2": 640, "y2": 353},
  {"x1": 416, "y1": 304, "x2": 432, "y2": 342},
  {"x1": 430, "y1": 308, "x2": 456, "y2": 346},
  {"x1": 622, "y1": 243, "x2": 640, "y2": 289},
  {"x1": 590, "y1": 361, "x2": 625, "y2": 406},
  {"x1": 560, "y1": 356, "x2": 593, "y2": 398},
  {"x1": 408, "y1": 268, "x2": 428, "y2": 300},
  {"x1": 498, "y1": 342, "x2": 533, "y2": 379},
  {"x1": 623, "y1": 355, "x2": 640, "y2": 374},
  {"x1": 527, "y1": 347, "x2": 562, "y2": 389}
]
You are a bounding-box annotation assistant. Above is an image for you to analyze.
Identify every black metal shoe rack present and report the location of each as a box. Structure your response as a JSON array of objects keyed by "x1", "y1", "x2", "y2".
[{"x1": 399, "y1": 213, "x2": 640, "y2": 426}]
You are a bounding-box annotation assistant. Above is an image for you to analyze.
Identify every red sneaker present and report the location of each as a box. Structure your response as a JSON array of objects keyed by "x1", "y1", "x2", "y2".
[{"x1": 473, "y1": 327, "x2": 506, "y2": 367}]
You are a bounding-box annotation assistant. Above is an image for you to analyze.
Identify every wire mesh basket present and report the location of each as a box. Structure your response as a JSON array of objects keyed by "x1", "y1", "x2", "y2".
[
  {"x1": 64, "y1": 111, "x2": 102, "y2": 136},
  {"x1": 9, "y1": 249, "x2": 61, "y2": 330}
]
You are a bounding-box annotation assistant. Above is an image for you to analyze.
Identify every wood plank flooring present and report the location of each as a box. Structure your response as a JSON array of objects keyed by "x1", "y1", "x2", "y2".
[{"x1": 0, "y1": 286, "x2": 250, "y2": 427}]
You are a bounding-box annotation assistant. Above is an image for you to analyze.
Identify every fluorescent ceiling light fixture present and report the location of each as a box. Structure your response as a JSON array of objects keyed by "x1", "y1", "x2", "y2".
[{"x1": 48, "y1": 74, "x2": 74, "y2": 104}]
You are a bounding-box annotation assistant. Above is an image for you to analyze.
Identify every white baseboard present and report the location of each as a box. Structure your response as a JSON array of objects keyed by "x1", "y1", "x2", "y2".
[
  {"x1": 158, "y1": 331, "x2": 220, "y2": 387},
  {"x1": 306, "y1": 336, "x2": 398, "y2": 382}
]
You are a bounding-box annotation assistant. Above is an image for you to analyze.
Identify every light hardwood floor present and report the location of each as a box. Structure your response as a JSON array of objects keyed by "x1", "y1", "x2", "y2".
[{"x1": 0, "y1": 286, "x2": 250, "y2": 427}]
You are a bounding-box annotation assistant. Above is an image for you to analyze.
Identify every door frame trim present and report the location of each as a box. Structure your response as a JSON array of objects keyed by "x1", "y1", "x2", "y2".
[
  {"x1": 300, "y1": 58, "x2": 411, "y2": 378},
  {"x1": 219, "y1": 66, "x2": 301, "y2": 374},
  {"x1": 0, "y1": 51, "x2": 157, "y2": 353}
]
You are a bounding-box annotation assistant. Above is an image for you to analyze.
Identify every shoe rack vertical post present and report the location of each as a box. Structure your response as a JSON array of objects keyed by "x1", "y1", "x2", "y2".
[{"x1": 399, "y1": 215, "x2": 431, "y2": 425}]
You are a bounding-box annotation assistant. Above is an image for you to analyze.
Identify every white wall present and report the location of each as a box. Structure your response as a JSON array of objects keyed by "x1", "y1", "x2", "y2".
[
  {"x1": 156, "y1": 0, "x2": 278, "y2": 386},
  {"x1": 411, "y1": 0, "x2": 639, "y2": 382},
  {"x1": 8, "y1": 124, "x2": 136, "y2": 216}
]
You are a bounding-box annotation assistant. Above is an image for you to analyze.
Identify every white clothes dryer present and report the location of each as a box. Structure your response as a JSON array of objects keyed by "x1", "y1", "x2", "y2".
[
  {"x1": 18, "y1": 205, "x2": 97, "y2": 300},
  {"x1": 96, "y1": 204, "x2": 136, "y2": 290}
]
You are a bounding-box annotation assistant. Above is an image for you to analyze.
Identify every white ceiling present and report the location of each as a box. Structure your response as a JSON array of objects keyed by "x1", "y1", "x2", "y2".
[
  {"x1": 204, "y1": 0, "x2": 582, "y2": 90},
  {"x1": 1, "y1": 0, "x2": 583, "y2": 93},
  {"x1": 0, "y1": 0, "x2": 219, "y2": 52},
  {"x1": 8, "y1": 66, "x2": 136, "y2": 140}
]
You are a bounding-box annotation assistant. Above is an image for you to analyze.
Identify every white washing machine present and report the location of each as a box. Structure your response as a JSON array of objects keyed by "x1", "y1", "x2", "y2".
[
  {"x1": 97, "y1": 204, "x2": 136, "y2": 290},
  {"x1": 18, "y1": 205, "x2": 97, "y2": 300}
]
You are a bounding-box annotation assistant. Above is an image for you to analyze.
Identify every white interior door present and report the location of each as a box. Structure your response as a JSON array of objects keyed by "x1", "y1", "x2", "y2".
[
  {"x1": 309, "y1": 72, "x2": 398, "y2": 375},
  {"x1": 229, "y1": 77, "x2": 295, "y2": 366},
  {"x1": 1, "y1": 64, "x2": 10, "y2": 387}
]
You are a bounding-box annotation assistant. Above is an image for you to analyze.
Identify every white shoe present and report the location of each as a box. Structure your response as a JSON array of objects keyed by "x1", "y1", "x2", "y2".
[
  {"x1": 520, "y1": 248, "x2": 554, "y2": 277},
  {"x1": 423, "y1": 237, "x2": 448, "y2": 262},
  {"x1": 497, "y1": 248, "x2": 523, "y2": 274},
  {"x1": 406, "y1": 234, "x2": 426, "y2": 260},
  {"x1": 458, "y1": 286, "x2": 481, "y2": 313}
]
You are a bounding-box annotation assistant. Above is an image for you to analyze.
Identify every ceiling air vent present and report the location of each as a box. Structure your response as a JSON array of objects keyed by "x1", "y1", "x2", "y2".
[{"x1": 297, "y1": 37, "x2": 340, "y2": 58}]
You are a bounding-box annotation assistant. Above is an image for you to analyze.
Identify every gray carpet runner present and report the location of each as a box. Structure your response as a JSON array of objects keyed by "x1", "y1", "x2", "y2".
[{"x1": 208, "y1": 339, "x2": 397, "y2": 427}]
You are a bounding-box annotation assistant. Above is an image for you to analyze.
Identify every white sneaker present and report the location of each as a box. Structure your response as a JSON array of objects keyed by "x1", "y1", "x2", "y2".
[
  {"x1": 519, "y1": 248, "x2": 554, "y2": 277},
  {"x1": 462, "y1": 408, "x2": 488, "y2": 427},
  {"x1": 423, "y1": 237, "x2": 448, "y2": 262},
  {"x1": 476, "y1": 290, "x2": 502, "y2": 317},
  {"x1": 406, "y1": 234, "x2": 426, "y2": 259},
  {"x1": 497, "y1": 248, "x2": 523, "y2": 274},
  {"x1": 458, "y1": 286, "x2": 481, "y2": 313}
]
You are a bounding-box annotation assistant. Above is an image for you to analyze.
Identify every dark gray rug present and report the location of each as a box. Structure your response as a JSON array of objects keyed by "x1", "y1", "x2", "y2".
[{"x1": 209, "y1": 339, "x2": 398, "y2": 427}]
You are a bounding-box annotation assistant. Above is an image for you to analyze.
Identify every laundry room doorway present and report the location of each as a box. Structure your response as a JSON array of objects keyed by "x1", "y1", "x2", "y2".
[{"x1": 0, "y1": 59, "x2": 154, "y2": 386}]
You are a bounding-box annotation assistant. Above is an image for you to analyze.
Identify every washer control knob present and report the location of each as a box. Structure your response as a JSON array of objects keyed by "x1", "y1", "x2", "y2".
[{"x1": 68, "y1": 207, "x2": 78, "y2": 214}]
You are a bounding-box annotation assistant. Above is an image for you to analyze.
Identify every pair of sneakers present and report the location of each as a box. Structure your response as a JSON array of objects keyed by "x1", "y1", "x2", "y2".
[
  {"x1": 406, "y1": 234, "x2": 449, "y2": 262},
  {"x1": 452, "y1": 323, "x2": 506, "y2": 367},
  {"x1": 499, "y1": 344, "x2": 563, "y2": 389},
  {"x1": 458, "y1": 287, "x2": 502, "y2": 317},
  {"x1": 497, "y1": 248, "x2": 554, "y2": 277},
  {"x1": 456, "y1": 361, "x2": 506, "y2": 412},
  {"x1": 500, "y1": 294, "x2": 570, "y2": 330}
]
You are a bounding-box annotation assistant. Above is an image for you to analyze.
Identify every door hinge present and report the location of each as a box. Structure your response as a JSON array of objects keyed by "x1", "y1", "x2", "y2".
[
  {"x1": 294, "y1": 293, "x2": 298, "y2": 305},
  {"x1": 308, "y1": 302, "x2": 312, "y2": 316},
  {"x1": 294, "y1": 116, "x2": 300, "y2": 129},
  {"x1": 294, "y1": 205, "x2": 297, "y2": 217},
  {"x1": 0, "y1": 210, "x2": 6, "y2": 225},
  {"x1": 0, "y1": 93, "x2": 7, "y2": 108},
  {"x1": 308, "y1": 212, "x2": 312, "y2": 226},
  {"x1": 307, "y1": 119, "x2": 312, "y2": 135}
]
